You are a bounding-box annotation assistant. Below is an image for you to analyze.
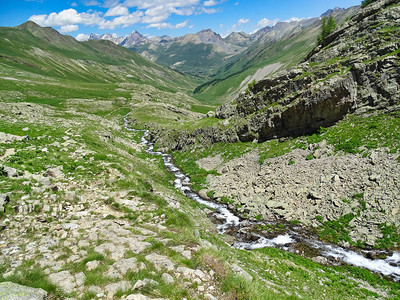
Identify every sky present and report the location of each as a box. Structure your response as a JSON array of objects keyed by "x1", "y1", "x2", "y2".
[{"x1": 0, "y1": 0, "x2": 362, "y2": 41}]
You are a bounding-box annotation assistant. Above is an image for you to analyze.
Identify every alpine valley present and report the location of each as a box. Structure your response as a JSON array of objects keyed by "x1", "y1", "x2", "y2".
[{"x1": 0, "y1": 0, "x2": 399, "y2": 299}]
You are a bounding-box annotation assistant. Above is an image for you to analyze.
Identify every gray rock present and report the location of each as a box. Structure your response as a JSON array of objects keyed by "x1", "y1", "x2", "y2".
[
  {"x1": 204, "y1": 294, "x2": 218, "y2": 300},
  {"x1": 124, "y1": 294, "x2": 166, "y2": 300},
  {"x1": 161, "y1": 273, "x2": 174, "y2": 284},
  {"x1": 231, "y1": 264, "x2": 252, "y2": 282},
  {"x1": 308, "y1": 190, "x2": 323, "y2": 200},
  {"x1": 45, "y1": 166, "x2": 64, "y2": 178},
  {"x1": 144, "y1": 253, "x2": 174, "y2": 271},
  {"x1": 49, "y1": 270, "x2": 76, "y2": 293},
  {"x1": 106, "y1": 257, "x2": 145, "y2": 278},
  {"x1": 1, "y1": 165, "x2": 18, "y2": 177},
  {"x1": 0, "y1": 282, "x2": 47, "y2": 300},
  {"x1": 86, "y1": 260, "x2": 100, "y2": 271},
  {"x1": 105, "y1": 281, "x2": 131, "y2": 298},
  {"x1": 312, "y1": 256, "x2": 329, "y2": 265},
  {"x1": 0, "y1": 194, "x2": 10, "y2": 212}
]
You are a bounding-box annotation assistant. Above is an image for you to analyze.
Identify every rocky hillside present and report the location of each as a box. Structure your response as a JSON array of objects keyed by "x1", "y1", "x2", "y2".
[
  {"x1": 153, "y1": 0, "x2": 399, "y2": 149},
  {"x1": 215, "y1": 0, "x2": 399, "y2": 140},
  {"x1": 149, "y1": 0, "x2": 400, "y2": 251}
]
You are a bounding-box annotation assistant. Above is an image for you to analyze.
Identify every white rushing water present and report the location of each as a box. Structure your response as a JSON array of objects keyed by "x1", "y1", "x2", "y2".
[{"x1": 123, "y1": 115, "x2": 400, "y2": 281}]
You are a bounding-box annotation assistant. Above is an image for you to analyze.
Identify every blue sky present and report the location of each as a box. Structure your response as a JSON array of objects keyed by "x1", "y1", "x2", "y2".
[{"x1": 0, "y1": 0, "x2": 362, "y2": 40}]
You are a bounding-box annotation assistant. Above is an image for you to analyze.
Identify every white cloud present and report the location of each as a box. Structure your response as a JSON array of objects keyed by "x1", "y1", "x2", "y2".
[
  {"x1": 122, "y1": 0, "x2": 209, "y2": 28},
  {"x1": 203, "y1": 0, "x2": 217, "y2": 6},
  {"x1": 76, "y1": 33, "x2": 90, "y2": 41},
  {"x1": 59, "y1": 24, "x2": 79, "y2": 33},
  {"x1": 30, "y1": 0, "x2": 225, "y2": 32},
  {"x1": 103, "y1": 0, "x2": 121, "y2": 8},
  {"x1": 257, "y1": 18, "x2": 279, "y2": 28},
  {"x1": 226, "y1": 17, "x2": 249, "y2": 35},
  {"x1": 29, "y1": 9, "x2": 104, "y2": 27},
  {"x1": 123, "y1": 0, "x2": 200, "y2": 10},
  {"x1": 29, "y1": 15, "x2": 47, "y2": 25},
  {"x1": 199, "y1": 7, "x2": 217, "y2": 14},
  {"x1": 203, "y1": 0, "x2": 225, "y2": 6},
  {"x1": 83, "y1": 0, "x2": 101, "y2": 6},
  {"x1": 100, "y1": 11, "x2": 143, "y2": 29},
  {"x1": 71, "y1": 2, "x2": 78, "y2": 7},
  {"x1": 105, "y1": 5, "x2": 129, "y2": 17},
  {"x1": 238, "y1": 18, "x2": 248, "y2": 25},
  {"x1": 146, "y1": 19, "x2": 188, "y2": 29}
]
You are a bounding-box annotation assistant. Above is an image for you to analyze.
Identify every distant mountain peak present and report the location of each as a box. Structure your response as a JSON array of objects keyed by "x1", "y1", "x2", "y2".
[
  {"x1": 16, "y1": 20, "x2": 41, "y2": 29},
  {"x1": 320, "y1": 7, "x2": 345, "y2": 17}
]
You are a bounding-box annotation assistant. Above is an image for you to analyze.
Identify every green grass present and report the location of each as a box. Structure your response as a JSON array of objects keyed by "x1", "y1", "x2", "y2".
[
  {"x1": 0, "y1": 261, "x2": 60, "y2": 297},
  {"x1": 375, "y1": 223, "x2": 400, "y2": 249},
  {"x1": 317, "y1": 213, "x2": 355, "y2": 244}
]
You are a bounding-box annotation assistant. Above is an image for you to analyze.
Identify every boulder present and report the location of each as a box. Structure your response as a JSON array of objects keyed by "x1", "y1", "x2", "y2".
[
  {"x1": 0, "y1": 165, "x2": 18, "y2": 177},
  {"x1": 45, "y1": 166, "x2": 64, "y2": 179},
  {"x1": 0, "y1": 282, "x2": 47, "y2": 300}
]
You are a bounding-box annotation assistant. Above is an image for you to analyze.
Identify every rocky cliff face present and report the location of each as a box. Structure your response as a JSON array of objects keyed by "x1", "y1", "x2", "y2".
[{"x1": 215, "y1": 0, "x2": 399, "y2": 142}]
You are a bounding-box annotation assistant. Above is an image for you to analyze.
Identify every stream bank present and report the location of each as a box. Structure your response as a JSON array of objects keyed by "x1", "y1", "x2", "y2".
[{"x1": 124, "y1": 115, "x2": 400, "y2": 282}]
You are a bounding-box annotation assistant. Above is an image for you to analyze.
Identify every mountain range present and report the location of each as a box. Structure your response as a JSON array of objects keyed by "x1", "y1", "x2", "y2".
[{"x1": 87, "y1": 7, "x2": 354, "y2": 79}]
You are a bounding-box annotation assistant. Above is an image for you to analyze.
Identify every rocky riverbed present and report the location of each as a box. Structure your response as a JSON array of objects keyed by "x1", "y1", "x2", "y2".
[{"x1": 199, "y1": 140, "x2": 400, "y2": 248}]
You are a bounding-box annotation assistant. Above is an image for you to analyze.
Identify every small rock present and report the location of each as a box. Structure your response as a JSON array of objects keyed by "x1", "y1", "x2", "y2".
[
  {"x1": 133, "y1": 280, "x2": 146, "y2": 290},
  {"x1": 49, "y1": 270, "x2": 76, "y2": 294},
  {"x1": 204, "y1": 294, "x2": 217, "y2": 300},
  {"x1": 133, "y1": 279, "x2": 157, "y2": 290},
  {"x1": 63, "y1": 223, "x2": 79, "y2": 231},
  {"x1": 104, "y1": 281, "x2": 131, "y2": 297},
  {"x1": 161, "y1": 273, "x2": 174, "y2": 284},
  {"x1": 75, "y1": 272, "x2": 85, "y2": 287},
  {"x1": 45, "y1": 166, "x2": 64, "y2": 178},
  {"x1": 86, "y1": 260, "x2": 100, "y2": 271},
  {"x1": 194, "y1": 269, "x2": 206, "y2": 280},
  {"x1": 88, "y1": 286, "x2": 103, "y2": 294},
  {"x1": 308, "y1": 190, "x2": 323, "y2": 200},
  {"x1": 206, "y1": 111, "x2": 215, "y2": 118},
  {"x1": 231, "y1": 264, "x2": 252, "y2": 282},
  {"x1": 312, "y1": 256, "x2": 329, "y2": 265},
  {"x1": 145, "y1": 253, "x2": 174, "y2": 271},
  {"x1": 0, "y1": 194, "x2": 10, "y2": 212},
  {"x1": 181, "y1": 250, "x2": 192, "y2": 259}
]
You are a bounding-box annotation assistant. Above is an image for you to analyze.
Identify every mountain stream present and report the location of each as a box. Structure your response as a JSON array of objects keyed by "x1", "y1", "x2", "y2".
[{"x1": 124, "y1": 115, "x2": 400, "y2": 282}]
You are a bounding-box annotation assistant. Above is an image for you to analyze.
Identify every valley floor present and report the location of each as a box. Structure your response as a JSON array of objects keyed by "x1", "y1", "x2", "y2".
[{"x1": 0, "y1": 99, "x2": 400, "y2": 299}]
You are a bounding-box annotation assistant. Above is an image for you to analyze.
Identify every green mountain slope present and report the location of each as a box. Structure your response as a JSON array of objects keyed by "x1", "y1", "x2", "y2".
[
  {"x1": 194, "y1": 7, "x2": 358, "y2": 104},
  {"x1": 131, "y1": 41, "x2": 230, "y2": 77},
  {"x1": 0, "y1": 21, "x2": 199, "y2": 92}
]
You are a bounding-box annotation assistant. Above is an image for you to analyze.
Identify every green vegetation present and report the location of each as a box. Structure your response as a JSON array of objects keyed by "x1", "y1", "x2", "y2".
[
  {"x1": 375, "y1": 223, "x2": 400, "y2": 249},
  {"x1": 318, "y1": 15, "x2": 337, "y2": 45},
  {"x1": 307, "y1": 112, "x2": 400, "y2": 154},
  {"x1": 0, "y1": 261, "x2": 60, "y2": 297},
  {"x1": 245, "y1": 79, "x2": 257, "y2": 94},
  {"x1": 361, "y1": 0, "x2": 378, "y2": 8},
  {"x1": 132, "y1": 42, "x2": 229, "y2": 77},
  {"x1": 316, "y1": 213, "x2": 355, "y2": 244}
]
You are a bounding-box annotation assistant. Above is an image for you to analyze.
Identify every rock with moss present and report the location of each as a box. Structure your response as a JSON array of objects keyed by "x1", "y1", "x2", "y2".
[{"x1": 0, "y1": 282, "x2": 47, "y2": 300}]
